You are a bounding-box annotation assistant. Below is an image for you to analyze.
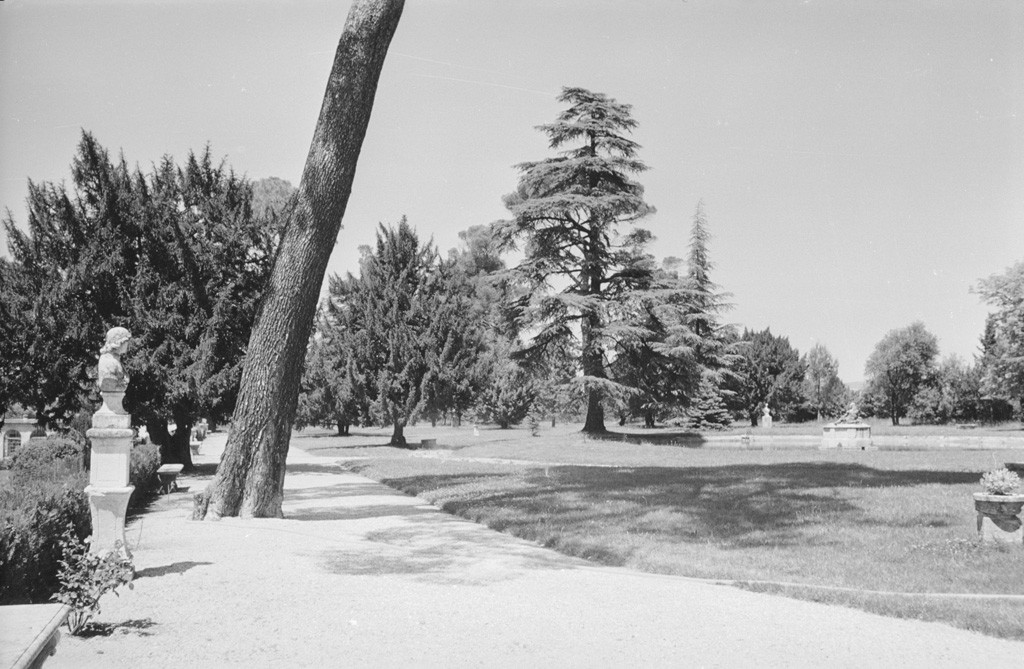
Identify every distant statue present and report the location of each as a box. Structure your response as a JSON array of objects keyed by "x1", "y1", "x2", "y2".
[
  {"x1": 761, "y1": 405, "x2": 773, "y2": 428},
  {"x1": 839, "y1": 401, "x2": 860, "y2": 424},
  {"x1": 97, "y1": 327, "x2": 132, "y2": 392}
]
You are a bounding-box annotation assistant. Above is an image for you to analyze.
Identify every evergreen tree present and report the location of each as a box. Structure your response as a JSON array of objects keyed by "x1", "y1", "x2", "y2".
[
  {"x1": 500, "y1": 87, "x2": 654, "y2": 433},
  {"x1": 341, "y1": 221, "x2": 433, "y2": 445},
  {"x1": 610, "y1": 261, "x2": 701, "y2": 428},
  {"x1": 724, "y1": 328, "x2": 806, "y2": 426},
  {"x1": 295, "y1": 326, "x2": 361, "y2": 436},
  {"x1": 319, "y1": 219, "x2": 485, "y2": 445},
  {"x1": 474, "y1": 355, "x2": 536, "y2": 429},
  {"x1": 418, "y1": 259, "x2": 489, "y2": 427},
  {"x1": 1, "y1": 132, "x2": 277, "y2": 466},
  {"x1": 684, "y1": 381, "x2": 733, "y2": 430},
  {"x1": 681, "y1": 201, "x2": 737, "y2": 429}
]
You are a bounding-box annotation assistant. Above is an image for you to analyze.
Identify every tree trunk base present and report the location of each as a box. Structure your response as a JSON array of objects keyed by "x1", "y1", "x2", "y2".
[{"x1": 192, "y1": 488, "x2": 212, "y2": 521}]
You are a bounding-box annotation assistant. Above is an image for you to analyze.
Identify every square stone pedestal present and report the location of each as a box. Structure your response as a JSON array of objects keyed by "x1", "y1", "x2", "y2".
[
  {"x1": 821, "y1": 423, "x2": 873, "y2": 450},
  {"x1": 86, "y1": 485, "x2": 134, "y2": 557}
]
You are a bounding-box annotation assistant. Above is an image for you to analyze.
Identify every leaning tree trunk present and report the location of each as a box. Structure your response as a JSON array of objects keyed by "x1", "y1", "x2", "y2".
[{"x1": 199, "y1": 0, "x2": 405, "y2": 519}]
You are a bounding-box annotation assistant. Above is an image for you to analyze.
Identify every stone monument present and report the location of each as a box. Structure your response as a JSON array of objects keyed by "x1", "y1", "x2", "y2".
[
  {"x1": 85, "y1": 327, "x2": 134, "y2": 556},
  {"x1": 761, "y1": 405, "x2": 773, "y2": 429},
  {"x1": 821, "y1": 401, "x2": 872, "y2": 449}
]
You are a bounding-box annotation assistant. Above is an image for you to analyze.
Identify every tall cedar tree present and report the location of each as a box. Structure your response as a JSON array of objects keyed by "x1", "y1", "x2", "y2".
[
  {"x1": 610, "y1": 262, "x2": 701, "y2": 428},
  {"x1": 201, "y1": 0, "x2": 404, "y2": 519},
  {"x1": 725, "y1": 328, "x2": 806, "y2": 426},
  {"x1": 1, "y1": 133, "x2": 276, "y2": 466},
  {"x1": 864, "y1": 322, "x2": 939, "y2": 426},
  {"x1": 501, "y1": 87, "x2": 654, "y2": 434},
  {"x1": 682, "y1": 201, "x2": 737, "y2": 429}
]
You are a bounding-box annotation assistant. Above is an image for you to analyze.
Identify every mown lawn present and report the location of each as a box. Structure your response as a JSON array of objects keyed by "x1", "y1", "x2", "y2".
[{"x1": 307, "y1": 425, "x2": 1024, "y2": 641}]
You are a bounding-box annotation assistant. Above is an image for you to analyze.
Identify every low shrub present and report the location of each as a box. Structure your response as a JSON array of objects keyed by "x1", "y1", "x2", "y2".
[
  {"x1": 0, "y1": 473, "x2": 90, "y2": 604},
  {"x1": 0, "y1": 436, "x2": 161, "y2": 604},
  {"x1": 129, "y1": 442, "x2": 161, "y2": 495},
  {"x1": 10, "y1": 437, "x2": 86, "y2": 487},
  {"x1": 52, "y1": 525, "x2": 134, "y2": 635}
]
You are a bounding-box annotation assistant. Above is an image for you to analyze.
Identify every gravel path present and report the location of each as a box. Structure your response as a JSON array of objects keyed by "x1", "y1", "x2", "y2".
[{"x1": 51, "y1": 436, "x2": 1024, "y2": 668}]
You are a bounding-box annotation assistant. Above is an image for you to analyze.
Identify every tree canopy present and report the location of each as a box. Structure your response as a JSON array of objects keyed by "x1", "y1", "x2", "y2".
[
  {"x1": 864, "y1": 321, "x2": 939, "y2": 426},
  {"x1": 802, "y1": 343, "x2": 847, "y2": 420},
  {"x1": 724, "y1": 328, "x2": 805, "y2": 426},
  {"x1": 500, "y1": 86, "x2": 655, "y2": 433},
  {"x1": 975, "y1": 261, "x2": 1024, "y2": 417},
  {"x1": 310, "y1": 219, "x2": 486, "y2": 445},
  {"x1": 1, "y1": 132, "x2": 278, "y2": 465}
]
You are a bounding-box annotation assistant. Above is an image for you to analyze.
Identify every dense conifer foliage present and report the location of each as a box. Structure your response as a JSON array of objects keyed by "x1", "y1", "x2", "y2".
[
  {"x1": 500, "y1": 87, "x2": 658, "y2": 433},
  {"x1": 724, "y1": 328, "x2": 806, "y2": 426},
  {"x1": 1, "y1": 132, "x2": 278, "y2": 466}
]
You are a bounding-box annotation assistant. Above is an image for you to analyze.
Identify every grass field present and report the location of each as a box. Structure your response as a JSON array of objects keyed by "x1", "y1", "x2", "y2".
[{"x1": 297, "y1": 423, "x2": 1024, "y2": 641}]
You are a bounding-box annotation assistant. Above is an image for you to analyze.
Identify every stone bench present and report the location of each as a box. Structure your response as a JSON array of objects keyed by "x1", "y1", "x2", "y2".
[
  {"x1": 156, "y1": 464, "x2": 185, "y2": 494},
  {"x1": 0, "y1": 603, "x2": 70, "y2": 669}
]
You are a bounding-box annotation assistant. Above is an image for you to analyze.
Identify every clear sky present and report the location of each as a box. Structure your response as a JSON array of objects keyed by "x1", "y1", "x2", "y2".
[{"x1": 2, "y1": 0, "x2": 1022, "y2": 382}]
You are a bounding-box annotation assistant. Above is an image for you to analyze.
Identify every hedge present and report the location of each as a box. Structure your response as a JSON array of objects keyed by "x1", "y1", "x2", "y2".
[{"x1": 0, "y1": 436, "x2": 162, "y2": 604}]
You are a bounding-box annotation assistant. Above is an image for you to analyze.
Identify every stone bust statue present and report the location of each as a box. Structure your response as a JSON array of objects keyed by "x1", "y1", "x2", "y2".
[{"x1": 97, "y1": 327, "x2": 131, "y2": 392}]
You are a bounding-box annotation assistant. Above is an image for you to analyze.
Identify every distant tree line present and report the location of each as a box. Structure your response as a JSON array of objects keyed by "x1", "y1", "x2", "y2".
[{"x1": 4, "y1": 94, "x2": 1023, "y2": 459}]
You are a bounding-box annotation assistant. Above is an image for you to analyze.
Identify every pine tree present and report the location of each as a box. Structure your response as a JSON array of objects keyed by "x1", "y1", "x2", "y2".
[
  {"x1": 681, "y1": 201, "x2": 737, "y2": 429},
  {"x1": 474, "y1": 356, "x2": 536, "y2": 429},
  {"x1": 1, "y1": 132, "x2": 276, "y2": 466},
  {"x1": 501, "y1": 87, "x2": 654, "y2": 434},
  {"x1": 610, "y1": 262, "x2": 701, "y2": 428},
  {"x1": 725, "y1": 328, "x2": 806, "y2": 426}
]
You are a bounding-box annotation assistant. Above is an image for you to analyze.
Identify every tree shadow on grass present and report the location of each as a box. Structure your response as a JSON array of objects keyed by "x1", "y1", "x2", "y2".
[{"x1": 381, "y1": 462, "x2": 981, "y2": 554}]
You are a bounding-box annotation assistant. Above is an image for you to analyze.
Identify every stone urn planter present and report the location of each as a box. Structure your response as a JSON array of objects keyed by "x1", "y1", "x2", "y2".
[{"x1": 973, "y1": 493, "x2": 1024, "y2": 544}]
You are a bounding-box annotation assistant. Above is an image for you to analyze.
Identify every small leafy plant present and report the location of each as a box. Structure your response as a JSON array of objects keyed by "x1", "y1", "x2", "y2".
[
  {"x1": 51, "y1": 525, "x2": 134, "y2": 635},
  {"x1": 980, "y1": 467, "x2": 1022, "y2": 496}
]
